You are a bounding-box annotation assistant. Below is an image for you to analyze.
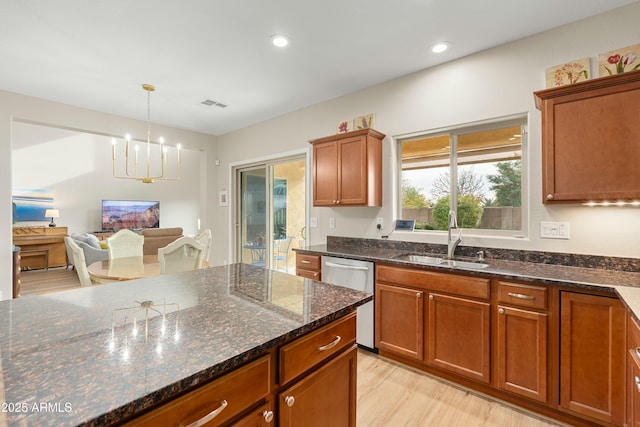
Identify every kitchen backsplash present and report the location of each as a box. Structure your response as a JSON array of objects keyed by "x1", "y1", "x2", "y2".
[{"x1": 326, "y1": 236, "x2": 640, "y2": 273}]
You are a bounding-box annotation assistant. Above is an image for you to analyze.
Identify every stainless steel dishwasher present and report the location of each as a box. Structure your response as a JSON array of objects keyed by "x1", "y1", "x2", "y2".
[{"x1": 321, "y1": 256, "x2": 375, "y2": 352}]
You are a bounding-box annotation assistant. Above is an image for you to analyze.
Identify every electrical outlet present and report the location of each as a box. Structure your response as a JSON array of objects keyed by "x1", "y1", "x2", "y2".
[
  {"x1": 329, "y1": 218, "x2": 335, "y2": 228},
  {"x1": 376, "y1": 218, "x2": 384, "y2": 230},
  {"x1": 540, "y1": 221, "x2": 570, "y2": 239}
]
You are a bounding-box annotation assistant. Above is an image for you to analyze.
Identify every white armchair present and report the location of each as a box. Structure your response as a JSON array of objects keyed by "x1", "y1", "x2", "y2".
[{"x1": 66, "y1": 233, "x2": 109, "y2": 268}]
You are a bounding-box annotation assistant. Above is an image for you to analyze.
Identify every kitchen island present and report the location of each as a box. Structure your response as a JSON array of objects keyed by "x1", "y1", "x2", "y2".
[{"x1": 0, "y1": 263, "x2": 371, "y2": 426}]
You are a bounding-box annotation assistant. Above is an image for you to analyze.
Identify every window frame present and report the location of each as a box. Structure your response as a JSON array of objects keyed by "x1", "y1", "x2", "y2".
[{"x1": 396, "y1": 114, "x2": 529, "y2": 239}]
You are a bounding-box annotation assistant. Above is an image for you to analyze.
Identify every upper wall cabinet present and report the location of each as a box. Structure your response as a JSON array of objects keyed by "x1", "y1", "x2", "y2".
[
  {"x1": 309, "y1": 128, "x2": 385, "y2": 207},
  {"x1": 534, "y1": 71, "x2": 640, "y2": 204}
]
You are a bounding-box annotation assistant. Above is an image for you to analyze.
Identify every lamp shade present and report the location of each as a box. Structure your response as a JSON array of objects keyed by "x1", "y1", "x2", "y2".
[{"x1": 44, "y1": 209, "x2": 59, "y2": 218}]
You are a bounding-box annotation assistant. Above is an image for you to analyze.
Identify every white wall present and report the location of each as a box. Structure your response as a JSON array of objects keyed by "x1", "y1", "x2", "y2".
[
  {"x1": 215, "y1": 3, "x2": 640, "y2": 262},
  {"x1": 12, "y1": 122, "x2": 203, "y2": 235},
  {"x1": 0, "y1": 91, "x2": 218, "y2": 300}
]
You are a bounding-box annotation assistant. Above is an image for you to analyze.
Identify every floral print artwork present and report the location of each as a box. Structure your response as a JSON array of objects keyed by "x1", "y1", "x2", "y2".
[
  {"x1": 545, "y1": 58, "x2": 590, "y2": 87},
  {"x1": 598, "y1": 44, "x2": 640, "y2": 77}
]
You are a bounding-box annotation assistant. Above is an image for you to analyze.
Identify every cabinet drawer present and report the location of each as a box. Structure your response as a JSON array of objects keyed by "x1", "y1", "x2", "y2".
[
  {"x1": 629, "y1": 314, "x2": 640, "y2": 352},
  {"x1": 125, "y1": 355, "x2": 271, "y2": 427},
  {"x1": 280, "y1": 312, "x2": 356, "y2": 385},
  {"x1": 296, "y1": 253, "x2": 321, "y2": 270},
  {"x1": 377, "y1": 264, "x2": 489, "y2": 299},
  {"x1": 296, "y1": 269, "x2": 321, "y2": 280},
  {"x1": 498, "y1": 281, "x2": 547, "y2": 310}
]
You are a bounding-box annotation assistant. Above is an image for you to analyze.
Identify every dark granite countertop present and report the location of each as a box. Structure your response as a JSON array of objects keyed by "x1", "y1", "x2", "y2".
[
  {"x1": 297, "y1": 244, "x2": 640, "y2": 290},
  {"x1": 0, "y1": 263, "x2": 371, "y2": 426},
  {"x1": 296, "y1": 243, "x2": 640, "y2": 314}
]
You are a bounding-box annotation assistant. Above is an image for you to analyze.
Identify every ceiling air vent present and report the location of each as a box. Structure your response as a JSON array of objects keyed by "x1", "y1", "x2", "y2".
[{"x1": 200, "y1": 99, "x2": 228, "y2": 108}]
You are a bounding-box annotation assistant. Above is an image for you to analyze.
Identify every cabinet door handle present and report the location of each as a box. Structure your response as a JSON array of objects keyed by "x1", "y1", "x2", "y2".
[
  {"x1": 498, "y1": 307, "x2": 505, "y2": 314},
  {"x1": 284, "y1": 395, "x2": 295, "y2": 407},
  {"x1": 508, "y1": 292, "x2": 535, "y2": 300},
  {"x1": 635, "y1": 376, "x2": 640, "y2": 393},
  {"x1": 546, "y1": 193, "x2": 554, "y2": 200},
  {"x1": 262, "y1": 410, "x2": 274, "y2": 423},
  {"x1": 636, "y1": 347, "x2": 640, "y2": 359},
  {"x1": 429, "y1": 294, "x2": 434, "y2": 300},
  {"x1": 181, "y1": 400, "x2": 228, "y2": 427},
  {"x1": 312, "y1": 272, "x2": 319, "y2": 277},
  {"x1": 300, "y1": 260, "x2": 311, "y2": 264},
  {"x1": 317, "y1": 335, "x2": 341, "y2": 351},
  {"x1": 416, "y1": 292, "x2": 421, "y2": 298}
]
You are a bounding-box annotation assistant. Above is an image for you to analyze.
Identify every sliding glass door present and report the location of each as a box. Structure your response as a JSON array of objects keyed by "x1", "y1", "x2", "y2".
[{"x1": 236, "y1": 156, "x2": 306, "y2": 273}]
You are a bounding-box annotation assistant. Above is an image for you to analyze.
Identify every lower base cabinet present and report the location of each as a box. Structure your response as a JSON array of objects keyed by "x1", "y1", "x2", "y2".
[
  {"x1": 375, "y1": 263, "x2": 630, "y2": 427},
  {"x1": 124, "y1": 355, "x2": 271, "y2": 427},
  {"x1": 375, "y1": 283, "x2": 424, "y2": 360},
  {"x1": 233, "y1": 400, "x2": 275, "y2": 427},
  {"x1": 278, "y1": 346, "x2": 357, "y2": 427},
  {"x1": 628, "y1": 350, "x2": 640, "y2": 427},
  {"x1": 496, "y1": 305, "x2": 548, "y2": 402},
  {"x1": 560, "y1": 291, "x2": 625, "y2": 425},
  {"x1": 428, "y1": 292, "x2": 490, "y2": 383},
  {"x1": 124, "y1": 314, "x2": 357, "y2": 426}
]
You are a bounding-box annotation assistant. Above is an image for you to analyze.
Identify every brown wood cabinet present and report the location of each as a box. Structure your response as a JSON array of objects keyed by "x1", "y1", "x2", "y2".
[
  {"x1": 534, "y1": 71, "x2": 640, "y2": 203},
  {"x1": 628, "y1": 314, "x2": 640, "y2": 427},
  {"x1": 559, "y1": 291, "x2": 625, "y2": 425},
  {"x1": 12, "y1": 226, "x2": 68, "y2": 269},
  {"x1": 428, "y1": 292, "x2": 490, "y2": 383},
  {"x1": 375, "y1": 263, "x2": 491, "y2": 379},
  {"x1": 125, "y1": 313, "x2": 358, "y2": 426},
  {"x1": 278, "y1": 346, "x2": 357, "y2": 427},
  {"x1": 124, "y1": 354, "x2": 272, "y2": 426},
  {"x1": 375, "y1": 282, "x2": 424, "y2": 360},
  {"x1": 12, "y1": 246, "x2": 20, "y2": 298},
  {"x1": 295, "y1": 253, "x2": 321, "y2": 280},
  {"x1": 309, "y1": 128, "x2": 384, "y2": 207},
  {"x1": 496, "y1": 281, "x2": 549, "y2": 403},
  {"x1": 233, "y1": 400, "x2": 275, "y2": 427}
]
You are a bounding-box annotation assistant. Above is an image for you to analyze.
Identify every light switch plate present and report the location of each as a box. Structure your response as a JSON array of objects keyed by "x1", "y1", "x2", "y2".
[
  {"x1": 329, "y1": 218, "x2": 336, "y2": 229},
  {"x1": 310, "y1": 217, "x2": 318, "y2": 228},
  {"x1": 540, "y1": 221, "x2": 570, "y2": 239}
]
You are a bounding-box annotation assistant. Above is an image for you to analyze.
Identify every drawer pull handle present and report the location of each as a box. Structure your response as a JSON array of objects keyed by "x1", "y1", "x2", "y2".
[
  {"x1": 636, "y1": 376, "x2": 640, "y2": 393},
  {"x1": 317, "y1": 335, "x2": 341, "y2": 351},
  {"x1": 508, "y1": 292, "x2": 535, "y2": 300},
  {"x1": 262, "y1": 410, "x2": 274, "y2": 423},
  {"x1": 300, "y1": 260, "x2": 311, "y2": 264},
  {"x1": 181, "y1": 399, "x2": 228, "y2": 427},
  {"x1": 285, "y1": 395, "x2": 295, "y2": 407},
  {"x1": 313, "y1": 272, "x2": 319, "y2": 277}
]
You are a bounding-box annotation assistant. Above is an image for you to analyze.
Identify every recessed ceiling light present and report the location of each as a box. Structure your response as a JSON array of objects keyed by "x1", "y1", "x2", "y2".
[
  {"x1": 270, "y1": 34, "x2": 290, "y2": 48},
  {"x1": 431, "y1": 42, "x2": 451, "y2": 53}
]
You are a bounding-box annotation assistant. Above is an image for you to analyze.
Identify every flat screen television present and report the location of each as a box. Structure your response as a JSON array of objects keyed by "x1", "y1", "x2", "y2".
[{"x1": 101, "y1": 200, "x2": 160, "y2": 231}]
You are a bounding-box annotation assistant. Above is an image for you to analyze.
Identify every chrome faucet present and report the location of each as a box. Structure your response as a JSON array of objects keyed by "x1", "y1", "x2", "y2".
[{"x1": 447, "y1": 210, "x2": 462, "y2": 259}]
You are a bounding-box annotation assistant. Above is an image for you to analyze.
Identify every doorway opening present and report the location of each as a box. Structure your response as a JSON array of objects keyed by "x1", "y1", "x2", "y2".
[{"x1": 235, "y1": 156, "x2": 306, "y2": 273}]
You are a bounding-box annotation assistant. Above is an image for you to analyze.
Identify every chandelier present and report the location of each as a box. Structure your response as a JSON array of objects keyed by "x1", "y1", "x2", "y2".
[{"x1": 111, "y1": 84, "x2": 182, "y2": 183}]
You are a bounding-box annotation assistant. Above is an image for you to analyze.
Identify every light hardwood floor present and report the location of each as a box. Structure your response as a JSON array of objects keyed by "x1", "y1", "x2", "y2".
[
  {"x1": 357, "y1": 349, "x2": 564, "y2": 427},
  {"x1": 20, "y1": 270, "x2": 563, "y2": 426}
]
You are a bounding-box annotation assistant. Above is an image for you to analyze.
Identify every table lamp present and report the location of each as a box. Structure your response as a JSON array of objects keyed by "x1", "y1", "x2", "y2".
[{"x1": 44, "y1": 209, "x2": 59, "y2": 228}]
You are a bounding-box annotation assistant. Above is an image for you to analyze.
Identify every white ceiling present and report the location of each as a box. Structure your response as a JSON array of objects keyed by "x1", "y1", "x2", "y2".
[{"x1": 0, "y1": 0, "x2": 636, "y2": 136}]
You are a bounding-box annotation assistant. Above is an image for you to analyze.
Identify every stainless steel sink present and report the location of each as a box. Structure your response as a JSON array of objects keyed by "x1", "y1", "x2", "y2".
[
  {"x1": 439, "y1": 259, "x2": 489, "y2": 270},
  {"x1": 394, "y1": 254, "x2": 443, "y2": 265},
  {"x1": 393, "y1": 254, "x2": 489, "y2": 270}
]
